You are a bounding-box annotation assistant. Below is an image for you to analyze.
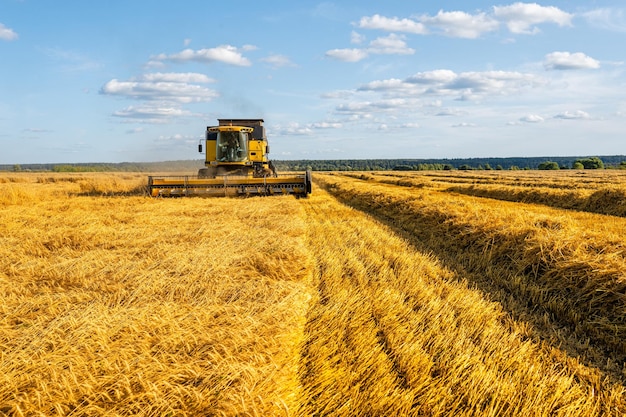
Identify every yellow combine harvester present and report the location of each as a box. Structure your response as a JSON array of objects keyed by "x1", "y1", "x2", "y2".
[{"x1": 148, "y1": 119, "x2": 311, "y2": 197}]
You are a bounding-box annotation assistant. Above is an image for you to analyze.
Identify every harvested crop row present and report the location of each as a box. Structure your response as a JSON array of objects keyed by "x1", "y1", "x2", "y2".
[
  {"x1": 0, "y1": 176, "x2": 312, "y2": 416},
  {"x1": 348, "y1": 171, "x2": 626, "y2": 217},
  {"x1": 318, "y1": 173, "x2": 626, "y2": 382},
  {"x1": 444, "y1": 183, "x2": 626, "y2": 217},
  {"x1": 298, "y1": 184, "x2": 626, "y2": 415},
  {"x1": 372, "y1": 170, "x2": 626, "y2": 190}
]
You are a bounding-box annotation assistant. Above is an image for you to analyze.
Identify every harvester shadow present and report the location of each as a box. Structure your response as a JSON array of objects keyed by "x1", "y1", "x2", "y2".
[{"x1": 322, "y1": 186, "x2": 626, "y2": 389}]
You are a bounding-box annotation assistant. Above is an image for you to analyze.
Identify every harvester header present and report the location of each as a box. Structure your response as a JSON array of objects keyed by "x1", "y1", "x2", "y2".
[{"x1": 148, "y1": 118, "x2": 311, "y2": 197}]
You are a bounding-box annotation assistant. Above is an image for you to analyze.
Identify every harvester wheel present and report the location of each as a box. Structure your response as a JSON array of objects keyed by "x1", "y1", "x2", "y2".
[{"x1": 305, "y1": 170, "x2": 312, "y2": 195}]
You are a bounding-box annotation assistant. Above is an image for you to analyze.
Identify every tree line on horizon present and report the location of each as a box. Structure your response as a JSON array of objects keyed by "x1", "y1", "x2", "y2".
[{"x1": 3, "y1": 155, "x2": 626, "y2": 173}]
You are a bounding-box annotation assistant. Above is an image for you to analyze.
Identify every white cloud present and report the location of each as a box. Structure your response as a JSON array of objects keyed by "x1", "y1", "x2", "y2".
[
  {"x1": 0, "y1": 23, "x2": 17, "y2": 41},
  {"x1": 326, "y1": 34, "x2": 414, "y2": 62},
  {"x1": 405, "y1": 69, "x2": 458, "y2": 84},
  {"x1": 367, "y1": 34, "x2": 414, "y2": 55},
  {"x1": 493, "y1": 2, "x2": 573, "y2": 34},
  {"x1": 272, "y1": 122, "x2": 314, "y2": 136},
  {"x1": 360, "y1": 69, "x2": 539, "y2": 99},
  {"x1": 520, "y1": 114, "x2": 544, "y2": 123},
  {"x1": 554, "y1": 110, "x2": 590, "y2": 120},
  {"x1": 358, "y1": 14, "x2": 427, "y2": 34},
  {"x1": 152, "y1": 45, "x2": 252, "y2": 66},
  {"x1": 335, "y1": 98, "x2": 421, "y2": 116},
  {"x1": 260, "y1": 54, "x2": 297, "y2": 68},
  {"x1": 102, "y1": 71, "x2": 218, "y2": 124},
  {"x1": 273, "y1": 121, "x2": 343, "y2": 136},
  {"x1": 356, "y1": 4, "x2": 573, "y2": 40},
  {"x1": 329, "y1": 67, "x2": 550, "y2": 126},
  {"x1": 101, "y1": 79, "x2": 218, "y2": 103},
  {"x1": 543, "y1": 52, "x2": 600, "y2": 70},
  {"x1": 452, "y1": 122, "x2": 477, "y2": 127},
  {"x1": 419, "y1": 10, "x2": 499, "y2": 39},
  {"x1": 326, "y1": 48, "x2": 369, "y2": 62},
  {"x1": 112, "y1": 105, "x2": 195, "y2": 123},
  {"x1": 139, "y1": 72, "x2": 215, "y2": 83},
  {"x1": 358, "y1": 78, "x2": 408, "y2": 91}
]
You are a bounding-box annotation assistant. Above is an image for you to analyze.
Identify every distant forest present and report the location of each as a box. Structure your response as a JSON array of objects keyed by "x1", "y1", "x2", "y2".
[{"x1": 3, "y1": 155, "x2": 626, "y2": 172}]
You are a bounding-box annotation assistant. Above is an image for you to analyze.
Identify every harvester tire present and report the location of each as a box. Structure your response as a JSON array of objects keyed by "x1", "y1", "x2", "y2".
[{"x1": 305, "y1": 170, "x2": 312, "y2": 195}]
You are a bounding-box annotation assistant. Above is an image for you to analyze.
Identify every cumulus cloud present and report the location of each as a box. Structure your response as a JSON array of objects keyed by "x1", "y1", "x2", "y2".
[
  {"x1": 355, "y1": 3, "x2": 573, "y2": 39},
  {"x1": 493, "y1": 2, "x2": 573, "y2": 34},
  {"x1": 101, "y1": 72, "x2": 218, "y2": 123},
  {"x1": 367, "y1": 34, "x2": 414, "y2": 55},
  {"x1": 272, "y1": 122, "x2": 314, "y2": 136},
  {"x1": 326, "y1": 48, "x2": 370, "y2": 62},
  {"x1": 273, "y1": 121, "x2": 343, "y2": 136},
  {"x1": 332, "y1": 4, "x2": 575, "y2": 61},
  {"x1": 151, "y1": 45, "x2": 252, "y2": 66},
  {"x1": 358, "y1": 14, "x2": 428, "y2": 34},
  {"x1": 101, "y1": 78, "x2": 218, "y2": 103},
  {"x1": 419, "y1": 10, "x2": 499, "y2": 39},
  {"x1": 359, "y1": 69, "x2": 539, "y2": 100},
  {"x1": 0, "y1": 23, "x2": 18, "y2": 41},
  {"x1": 326, "y1": 34, "x2": 413, "y2": 62},
  {"x1": 139, "y1": 72, "x2": 215, "y2": 83},
  {"x1": 554, "y1": 110, "x2": 590, "y2": 120},
  {"x1": 357, "y1": 78, "x2": 408, "y2": 91},
  {"x1": 112, "y1": 105, "x2": 195, "y2": 123},
  {"x1": 335, "y1": 98, "x2": 421, "y2": 116},
  {"x1": 330, "y1": 68, "x2": 545, "y2": 124},
  {"x1": 405, "y1": 69, "x2": 458, "y2": 84},
  {"x1": 543, "y1": 52, "x2": 600, "y2": 70},
  {"x1": 520, "y1": 114, "x2": 544, "y2": 123}
]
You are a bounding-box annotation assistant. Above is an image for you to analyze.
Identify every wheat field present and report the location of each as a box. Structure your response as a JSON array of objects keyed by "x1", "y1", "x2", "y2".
[{"x1": 2, "y1": 171, "x2": 626, "y2": 416}]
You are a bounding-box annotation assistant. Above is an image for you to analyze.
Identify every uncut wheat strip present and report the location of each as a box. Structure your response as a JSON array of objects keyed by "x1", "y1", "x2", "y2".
[
  {"x1": 349, "y1": 170, "x2": 626, "y2": 193},
  {"x1": 0, "y1": 191, "x2": 312, "y2": 416},
  {"x1": 298, "y1": 187, "x2": 624, "y2": 416},
  {"x1": 442, "y1": 183, "x2": 626, "y2": 218},
  {"x1": 317, "y1": 174, "x2": 626, "y2": 376}
]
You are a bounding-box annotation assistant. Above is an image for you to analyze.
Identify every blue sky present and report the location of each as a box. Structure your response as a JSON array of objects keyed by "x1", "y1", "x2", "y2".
[{"x1": 1, "y1": 1, "x2": 625, "y2": 163}]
